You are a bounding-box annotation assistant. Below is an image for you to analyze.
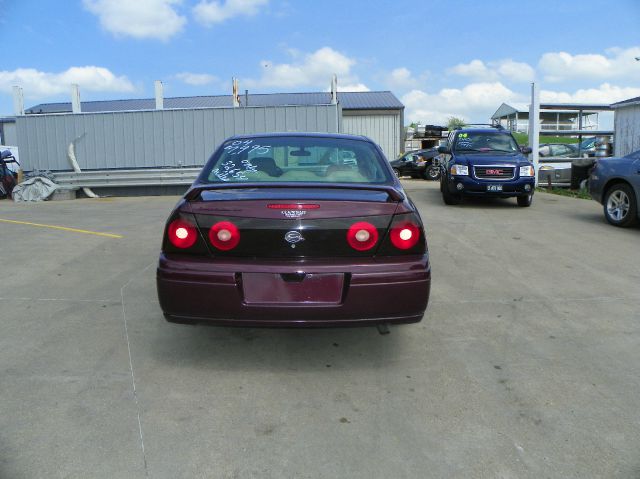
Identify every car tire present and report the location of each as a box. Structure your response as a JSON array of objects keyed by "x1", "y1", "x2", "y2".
[
  {"x1": 424, "y1": 165, "x2": 441, "y2": 181},
  {"x1": 603, "y1": 183, "x2": 638, "y2": 227},
  {"x1": 393, "y1": 168, "x2": 401, "y2": 178},
  {"x1": 517, "y1": 194, "x2": 533, "y2": 207},
  {"x1": 442, "y1": 187, "x2": 462, "y2": 205}
]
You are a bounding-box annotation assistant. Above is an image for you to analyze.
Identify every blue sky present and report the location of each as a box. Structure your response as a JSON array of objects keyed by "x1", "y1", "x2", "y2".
[{"x1": 1, "y1": 0, "x2": 639, "y2": 125}]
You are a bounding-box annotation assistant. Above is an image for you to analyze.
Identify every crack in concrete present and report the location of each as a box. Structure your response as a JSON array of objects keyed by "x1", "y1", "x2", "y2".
[{"x1": 120, "y1": 262, "x2": 155, "y2": 478}]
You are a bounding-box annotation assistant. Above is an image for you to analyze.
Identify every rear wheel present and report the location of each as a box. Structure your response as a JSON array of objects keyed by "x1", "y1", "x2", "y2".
[
  {"x1": 604, "y1": 183, "x2": 638, "y2": 227},
  {"x1": 392, "y1": 168, "x2": 401, "y2": 178},
  {"x1": 424, "y1": 165, "x2": 441, "y2": 181},
  {"x1": 517, "y1": 194, "x2": 533, "y2": 207}
]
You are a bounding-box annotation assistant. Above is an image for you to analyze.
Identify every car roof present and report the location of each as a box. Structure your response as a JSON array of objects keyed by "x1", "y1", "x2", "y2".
[
  {"x1": 406, "y1": 148, "x2": 436, "y2": 154},
  {"x1": 455, "y1": 128, "x2": 511, "y2": 134},
  {"x1": 226, "y1": 132, "x2": 373, "y2": 142}
]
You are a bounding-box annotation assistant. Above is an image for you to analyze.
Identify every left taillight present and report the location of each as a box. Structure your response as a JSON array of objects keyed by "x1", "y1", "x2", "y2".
[
  {"x1": 163, "y1": 213, "x2": 208, "y2": 255},
  {"x1": 167, "y1": 218, "x2": 197, "y2": 249}
]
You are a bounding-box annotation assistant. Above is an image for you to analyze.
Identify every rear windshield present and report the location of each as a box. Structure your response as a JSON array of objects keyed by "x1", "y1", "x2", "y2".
[
  {"x1": 454, "y1": 132, "x2": 519, "y2": 153},
  {"x1": 200, "y1": 136, "x2": 392, "y2": 184}
]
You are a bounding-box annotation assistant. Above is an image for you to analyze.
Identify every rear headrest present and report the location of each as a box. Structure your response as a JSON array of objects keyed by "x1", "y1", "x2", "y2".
[{"x1": 251, "y1": 157, "x2": 283, "y2": 177}]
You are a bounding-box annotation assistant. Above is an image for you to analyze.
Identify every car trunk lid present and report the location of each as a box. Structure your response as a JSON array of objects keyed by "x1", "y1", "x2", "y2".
[{"x1": 186, "y1": 186, "x2": 401, "y2": 258}]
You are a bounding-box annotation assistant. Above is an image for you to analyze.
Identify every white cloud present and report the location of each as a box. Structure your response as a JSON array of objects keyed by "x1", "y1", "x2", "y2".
[
  {"x1": 175, "y1": 72, "x2": 218, "y2": 85},
  {"x1": 83, "y1": 0, "x2": 186, "y2": 41},
  {"x1": 495, "y1": 60, "x2": 535, "y2": 83},
  {"x1": 401, "y1": 79, "x2": 640, "y2": 125},
  {"x1": 384, "y1": 67, "x2": 419, "y2": 89},
  {"x1": 449, "y1": 60, "x2": 496, "y2": 81},
  {"x1": 449, "y1": 59, "x2": 534, "y2": 83},
  {"x1": 0, "y1": 66, "x2": 135, "y2": 98},
  {"x1": 244, "y1": 47, "x2": 366, "y2": 91},
  {"x1": 539, "y1": 46, "x2": 640, "y2": 83},
  {"x1": 401, "y1": 82, "x2": 521, "y2": 124},
  {"x1": 541, "y1": 83, "x2": 640, "y2": 104},
  {"x1": 338, "y1": 83, "x2": 370, "y2": 92},
  {"x1": 193, "y1": 0, "x2": 268, "y2": 25}
]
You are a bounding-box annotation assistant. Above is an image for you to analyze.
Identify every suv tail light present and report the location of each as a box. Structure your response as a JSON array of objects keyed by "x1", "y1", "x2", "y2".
[
  {"x1": 346, "y1": 221, "x2": 379, "y2": 251},
  {"x1": 168, "y1": 218, "x2": 198, "y2": 249},
  {"x1": 209, "y1": 221, "x2": 240, "y2": 251}
]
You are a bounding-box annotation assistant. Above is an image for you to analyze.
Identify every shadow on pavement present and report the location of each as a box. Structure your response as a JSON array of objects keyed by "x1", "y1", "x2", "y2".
[{"x1": 147, "y1": 319, "x2": 412, "y2": 373}]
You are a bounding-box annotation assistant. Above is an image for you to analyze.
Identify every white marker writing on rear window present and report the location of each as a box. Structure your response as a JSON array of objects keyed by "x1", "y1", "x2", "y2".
[
  {"x1": 223, "y1": 140, "x2": 271, "y2": 155},
  {"x1": 213, "y1": 159, "x2": 259, "y2": 181}
]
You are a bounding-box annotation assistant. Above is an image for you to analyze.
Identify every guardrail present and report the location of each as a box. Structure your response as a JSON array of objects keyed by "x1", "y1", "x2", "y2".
[{"x1": 52, "y1": 167, "x2": 201, "y2": 189}]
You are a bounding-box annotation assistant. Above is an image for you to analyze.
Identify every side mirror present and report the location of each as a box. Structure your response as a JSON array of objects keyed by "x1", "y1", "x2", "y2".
[
  {"x1": 520, "y1": 146, "x2": 532, "y2": 154},
  {"x1": 437, "y1": 145, "x2": 450, "y2": 154}
]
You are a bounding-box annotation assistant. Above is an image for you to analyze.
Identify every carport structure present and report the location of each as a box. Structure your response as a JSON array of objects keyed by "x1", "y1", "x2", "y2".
[{"x1": 491, "y1": 102, "x2": 608, "y2": 134}]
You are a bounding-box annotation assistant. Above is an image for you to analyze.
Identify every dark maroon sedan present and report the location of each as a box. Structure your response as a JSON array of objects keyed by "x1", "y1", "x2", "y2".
[{"x1": 157, "y1": 133, "x2": 431, "y2": 329}]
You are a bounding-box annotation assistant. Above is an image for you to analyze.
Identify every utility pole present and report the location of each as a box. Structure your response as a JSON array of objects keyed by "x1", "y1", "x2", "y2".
[{"x1": 528, "y1": 82, "x2": 540, "y2": 187}]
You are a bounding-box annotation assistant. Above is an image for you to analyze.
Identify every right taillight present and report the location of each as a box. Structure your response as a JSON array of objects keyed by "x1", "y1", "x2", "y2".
[
  {"x1": 209, "y1": 221, "x2": 240, "y2": 251},
  {"x1": 168, "y1": 218, "x2": 197, "y2": 249},
  {"x1": 390, "y1": 222, "x2": 420, "y2": 250}
]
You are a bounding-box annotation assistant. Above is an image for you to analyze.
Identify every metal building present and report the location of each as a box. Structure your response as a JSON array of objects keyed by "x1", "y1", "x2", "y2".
[
  {"x1": 611, "y1": 96, "x2": 640, "y2": 157},
  {"x1": 16, "y1": 104, "x2": 341, "y2": 171},
  {"x1": 0, "y1": 117, "x2": 17, "y2": 146},
  {"x1": 21, "y1": 91, "x2": 404, "y2": 169}
]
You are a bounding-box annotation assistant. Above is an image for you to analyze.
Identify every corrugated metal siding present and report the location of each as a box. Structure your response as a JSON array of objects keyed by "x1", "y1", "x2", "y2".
[
  {"x1": 2, "y1": 122, "x2": 18, "y2": 145},
  {"x1": 341, "y1": 112, "x2": 401, "y2": 160},
  {"x1": 614, "y1": 106, "x2": 640, "y2": 157},
  {"x1": 16, "y1": 105, "x2": 340, "y2": 171}
]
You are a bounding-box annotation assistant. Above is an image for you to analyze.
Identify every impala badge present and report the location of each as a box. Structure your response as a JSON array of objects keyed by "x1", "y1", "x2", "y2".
[
  {"x1": 282, "y1": 210, "x2": 306, "y2": 219},
  {"x1": 285, "y1": 231, "x2": 304, "y2": 244}
]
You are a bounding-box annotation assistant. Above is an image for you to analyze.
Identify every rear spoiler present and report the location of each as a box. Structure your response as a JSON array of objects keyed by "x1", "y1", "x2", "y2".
[{"x1": 184, "y1": 182, "x2": 405, "y2": 202}]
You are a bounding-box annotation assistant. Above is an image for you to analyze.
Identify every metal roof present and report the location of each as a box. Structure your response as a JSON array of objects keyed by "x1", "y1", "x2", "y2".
[
  {"x1": 491, "y1": 103, "x2": 521, "y2": 119},
  {"x1": 492, "y1": 102, "x2": 610, "y2": 119},
  {"x1": 539, "y1": 103, "x2": 612, "y2": 111},
  {"x1": 611, "y1": 96, "x2": 640, "y2": 109},
  {"x1": 25, "y1": 91, "x2": 403, "y2": 115}
]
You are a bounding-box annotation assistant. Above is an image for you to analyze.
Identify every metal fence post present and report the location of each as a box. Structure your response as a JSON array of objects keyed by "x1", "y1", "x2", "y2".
[{"x1": 529, "y1": 82, "x2": 540, "y2": 187}]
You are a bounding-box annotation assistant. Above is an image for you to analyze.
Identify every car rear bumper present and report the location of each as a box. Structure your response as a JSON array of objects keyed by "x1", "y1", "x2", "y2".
[
  {"x1": 447, "y1": 175, "x2": 535, "y2": 197},
  {"x1": 588, "y1": 173, "x2": 604, "y2": 204},
  {"x1": 157, "y1": 253, "x2": 431, "y2": 327}
]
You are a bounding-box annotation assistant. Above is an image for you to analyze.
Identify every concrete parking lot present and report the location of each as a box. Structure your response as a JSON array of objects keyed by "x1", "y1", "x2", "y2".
[{"x1": 1, "y1": 181, "x2": 639, "y2": 479}]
